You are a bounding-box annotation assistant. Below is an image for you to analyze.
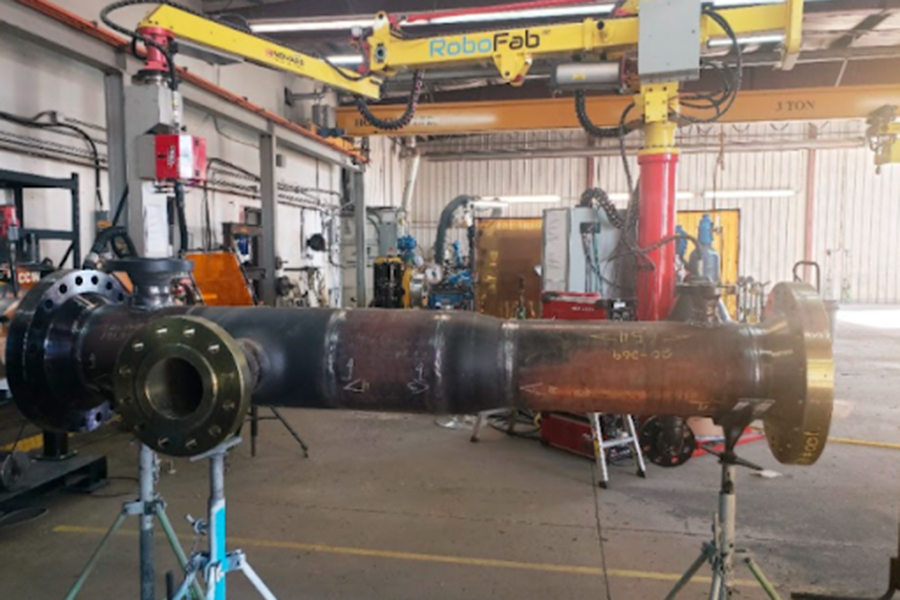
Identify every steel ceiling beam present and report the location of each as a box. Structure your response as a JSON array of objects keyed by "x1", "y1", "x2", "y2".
[{"x1": 337, "y1": 83, "x2": 900, "y2": 135}]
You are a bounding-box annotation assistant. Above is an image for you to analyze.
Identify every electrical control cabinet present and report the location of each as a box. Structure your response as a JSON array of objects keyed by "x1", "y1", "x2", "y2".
[{"x1": 542, "y1": 207, "x2": 623, "y2": 298}]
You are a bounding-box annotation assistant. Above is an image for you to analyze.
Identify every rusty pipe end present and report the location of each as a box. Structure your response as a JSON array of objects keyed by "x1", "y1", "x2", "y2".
[{"x1": 113, "y1": 315, "x2": 253, "y2": 456}]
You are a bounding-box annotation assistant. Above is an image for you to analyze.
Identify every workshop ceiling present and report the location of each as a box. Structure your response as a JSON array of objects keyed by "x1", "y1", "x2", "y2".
[{"x1": 203, "y1": 0, "x2": 900, "y2": 101}]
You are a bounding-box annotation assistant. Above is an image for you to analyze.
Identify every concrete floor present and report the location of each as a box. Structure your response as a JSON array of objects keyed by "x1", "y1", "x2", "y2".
[{"x1": 1, "y1": 306, "x2": 899, "y2": 600}]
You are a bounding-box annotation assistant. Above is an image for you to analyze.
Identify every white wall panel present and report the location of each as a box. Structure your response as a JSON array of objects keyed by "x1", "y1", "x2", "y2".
[
  {"x1": 815, "y1": 147, "x2": 900, "y2": 303},
  {"x1": 364, "y1": 136, "x2": 405, "y2": 208}
]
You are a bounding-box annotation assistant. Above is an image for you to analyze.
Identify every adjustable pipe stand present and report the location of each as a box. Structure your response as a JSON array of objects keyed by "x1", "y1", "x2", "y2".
[
  {"x1": 664, "y1": 419, "x2": 782, "y2": 600},
  {"x1": 64, "y1": 444, "x2": 202, "y2": 600},
  {"x1": 171, "y1": 437, "x2": 278, "y2": 600}
]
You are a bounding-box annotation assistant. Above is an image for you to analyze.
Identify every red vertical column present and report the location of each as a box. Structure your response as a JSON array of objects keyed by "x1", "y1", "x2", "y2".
[{"x1": 636, "y1": 151, "x2": 679, "y2": 322}]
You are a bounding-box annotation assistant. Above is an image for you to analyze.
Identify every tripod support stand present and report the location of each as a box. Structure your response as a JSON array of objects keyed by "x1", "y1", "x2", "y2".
[
  {"x1": 171, "y1": 437, "x2": 278, "y2": 600},
  {"x1": 63, "y1": 444, "x2": 203, "y2": 600},
  {"x1": 664, "y1": 407, "x2": 782, "y2": 600}
]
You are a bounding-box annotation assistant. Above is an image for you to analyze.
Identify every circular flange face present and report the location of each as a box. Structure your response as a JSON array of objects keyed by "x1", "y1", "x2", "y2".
[
  {"x1": 762, "y1": 282, "x2": 834, "y2": 465},
  {"x1": 114, "y1": 315, "x2": 252, "y2": 457},
  {"x1": 7, "y1": 270, "x2": 127, "y2": 432}
]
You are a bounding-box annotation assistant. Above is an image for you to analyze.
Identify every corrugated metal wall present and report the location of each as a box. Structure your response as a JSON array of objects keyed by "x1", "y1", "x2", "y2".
[
  {"x1": 404, "y1": 120, "x2": 898, "y2": 303},
  {"x1": 815, "y1": 146, "x2": 900, "y2": 303},
  {"x1": 364, "y1": 136, "x2": 405, "y2": 208}
]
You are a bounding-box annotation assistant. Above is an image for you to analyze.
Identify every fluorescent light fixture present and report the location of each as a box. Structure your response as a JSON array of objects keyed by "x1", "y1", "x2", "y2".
[
  {"x1": 471, "y1": 200, "x2": 508, "y2": 210},
  {"x1": 704, "y1": 189, "x2": 794, "y2": 199},
  {"x1": 481, "y1": 195, "x2": 561, "y2": 204},
  {"x1": 708, "y1": 34, "x2": 784, "y2": 48},
  {"x1": 325, "y1": 54, "x2": 363, "y2": 66},
  {"x1": 608, "y1": 192, "x2": 693, "y2": 201},
  {"x1": 405, "y1": 3, "x2": 614, "y2": 27},
  {"x1": 251, "y1": 0, "x2": 779, "y2": 35},
  {"x1": 251, "y1": 18, "x2": 373, "y2": 33}
]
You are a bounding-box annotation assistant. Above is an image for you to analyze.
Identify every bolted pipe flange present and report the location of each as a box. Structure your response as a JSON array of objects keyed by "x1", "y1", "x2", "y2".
[
  {"x1": 114, "y1": 315, "x2": 253, "y2": 457},
  {"x1": 7, "y1": 269, "x2": 127, "y2": 432},
  {"x1": 761, "y1": 282, "x2": 834, "y2": 465}
]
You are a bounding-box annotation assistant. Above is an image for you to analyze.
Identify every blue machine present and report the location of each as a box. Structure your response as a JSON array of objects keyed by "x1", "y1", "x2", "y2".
[
  {"x1": 428, "y1": 241, "x2": 475, "y2": 310},
  {"x1": 398, "y1": 235, "x2": 417, "y2": 264}
]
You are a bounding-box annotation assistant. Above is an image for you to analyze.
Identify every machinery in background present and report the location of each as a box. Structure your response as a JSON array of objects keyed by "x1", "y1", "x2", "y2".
[
  {"x1": 541, "y1": 199, "x2": 634, "y2": 320},
  {"x1": 428, "y1": 240, "x2": 475, "y2": 310},
  {"x1": 686, "y1": 215, "x2": 722, "y2": 284},
  {"x1": 867, "y1": 105, "x2": 900, "y2": 172},
  {"x1": 218, "y1": 207, "x2": 309, "y2": 307},
  {"x1": 372, "y1": 256, "x2": 406, "y2": 308},
  {"x1": 0, "y1": 169, "x2": 82, "y2": 297},
  {"x1": 736, "y1": 277, "x2": 770, "y2": 324},
  {"x1": 426, "y1": 196, "x2": 477, "y2": 311},
  {"x1": 342, "y1": 206, "x2": 402, "y2": 307},
  {"x1": 222, "y1": 209, "x2": 265, "y2": 301},
  {"x1": 371, "y1": 234, "x2": 423, "y2": 309}
]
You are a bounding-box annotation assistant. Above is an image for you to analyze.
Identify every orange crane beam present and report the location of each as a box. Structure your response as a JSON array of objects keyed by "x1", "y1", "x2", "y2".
[{"x1": 337, "y1": 84, "x2": 900, "y2": 136}]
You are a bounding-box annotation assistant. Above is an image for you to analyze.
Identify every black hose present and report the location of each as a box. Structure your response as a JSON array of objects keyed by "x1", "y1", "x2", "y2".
[
  {"x1": 83, "y1": 226, "x2": 139, "y2": 269},
  {"x1": 100, "y1": 0, "x2": 193, "y2": 91},
  {"x1": 355, "y1": 70, "x2": 425, "y2": 131},
  {"x1": 174, "y1": 182, "x2": 189, "y2": 256},
  {"x1": 112, "y1": 185, "x2": 129, "y2": 227},
  {"x1": 434, "y1": 195, "x2": 475, "y2": 267},
  {"x1": 575, "y1": 90, "x2": 624, "y2": 139},
  {"x1": 579, "y1": 188, "x2": 624, "y2": 229},
  {"x1": 678, "y1": 8, "x2": 742, "y2": 124}
]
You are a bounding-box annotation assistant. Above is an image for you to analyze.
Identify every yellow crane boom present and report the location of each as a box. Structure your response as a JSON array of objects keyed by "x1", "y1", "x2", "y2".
[{"x1": 137, "y1": 4, "x2": 382, "y2": 99}]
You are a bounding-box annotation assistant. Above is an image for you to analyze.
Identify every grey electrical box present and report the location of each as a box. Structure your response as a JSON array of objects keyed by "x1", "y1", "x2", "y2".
[
  {"x1": 638, "y1": 0, "x2": 702, "y2": 83},
  {"x1": 340, "y1": 207, "x2": 401, "y2": 307},
  {"x1": 542, "y1": 207, "x2": 623, "y2": 297}
]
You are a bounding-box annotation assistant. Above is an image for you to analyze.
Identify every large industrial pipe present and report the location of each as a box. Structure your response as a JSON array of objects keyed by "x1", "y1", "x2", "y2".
[{"x1": 7, "y1": 268, "x2": 833, "y2": 465}]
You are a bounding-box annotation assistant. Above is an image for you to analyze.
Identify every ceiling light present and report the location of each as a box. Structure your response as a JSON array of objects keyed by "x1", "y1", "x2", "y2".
[
  {"x1": 482, "y1": 195, "x2": 561, "y2": 204},
  {"x1": 250, "y1": 0, "x2": 778, "y2": 35},
  {"x1": 607, "y1": 192, "x2": 693, "y2": 201},
  {"x1": 325, "y1": 55, "x2": 363, "y2": 66},
  {"x1": 471, "y1": 200, "x2": 508, "y2": 210},
  {"x1": 704, "y1": 189, "x2": 794, "y2": 199},
  {"x1": 708, "y1": 34, "x2": 785, "y2": 48},
  {"x1": 250, "y1": 18, "x2": 373, "y2": 33},
  {"x1": 405, "y1": 4, "x2": 614, "y2": 27}
]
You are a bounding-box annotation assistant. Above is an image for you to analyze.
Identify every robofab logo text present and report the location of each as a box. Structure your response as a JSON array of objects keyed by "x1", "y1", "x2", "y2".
[{"x1": 429, "y1": 30, "x2": 541, "y2": 58}]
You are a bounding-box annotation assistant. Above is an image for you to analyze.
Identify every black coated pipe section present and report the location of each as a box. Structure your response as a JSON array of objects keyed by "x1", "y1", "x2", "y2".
[
  {"x1": 10, "y1": 272, "x2": 830, "y2": 464},
  {"x1": 79, "y1": 304, "x2": 768, "y2": 418}
]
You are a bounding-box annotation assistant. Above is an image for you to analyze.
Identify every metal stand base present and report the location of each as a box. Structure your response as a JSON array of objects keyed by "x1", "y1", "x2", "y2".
[
  {"x1": 664, "y1": 424, "x2": 781, "y2": 600},
  {"x1": 172, "y1": 437, "x2": 278, "y2": 600},
  {"x1": 249, "y1": 406, "x2": 309, "y2": 458},
  {"x1": 64, "y1": 445, "x2": 202, "y2": 600}
]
